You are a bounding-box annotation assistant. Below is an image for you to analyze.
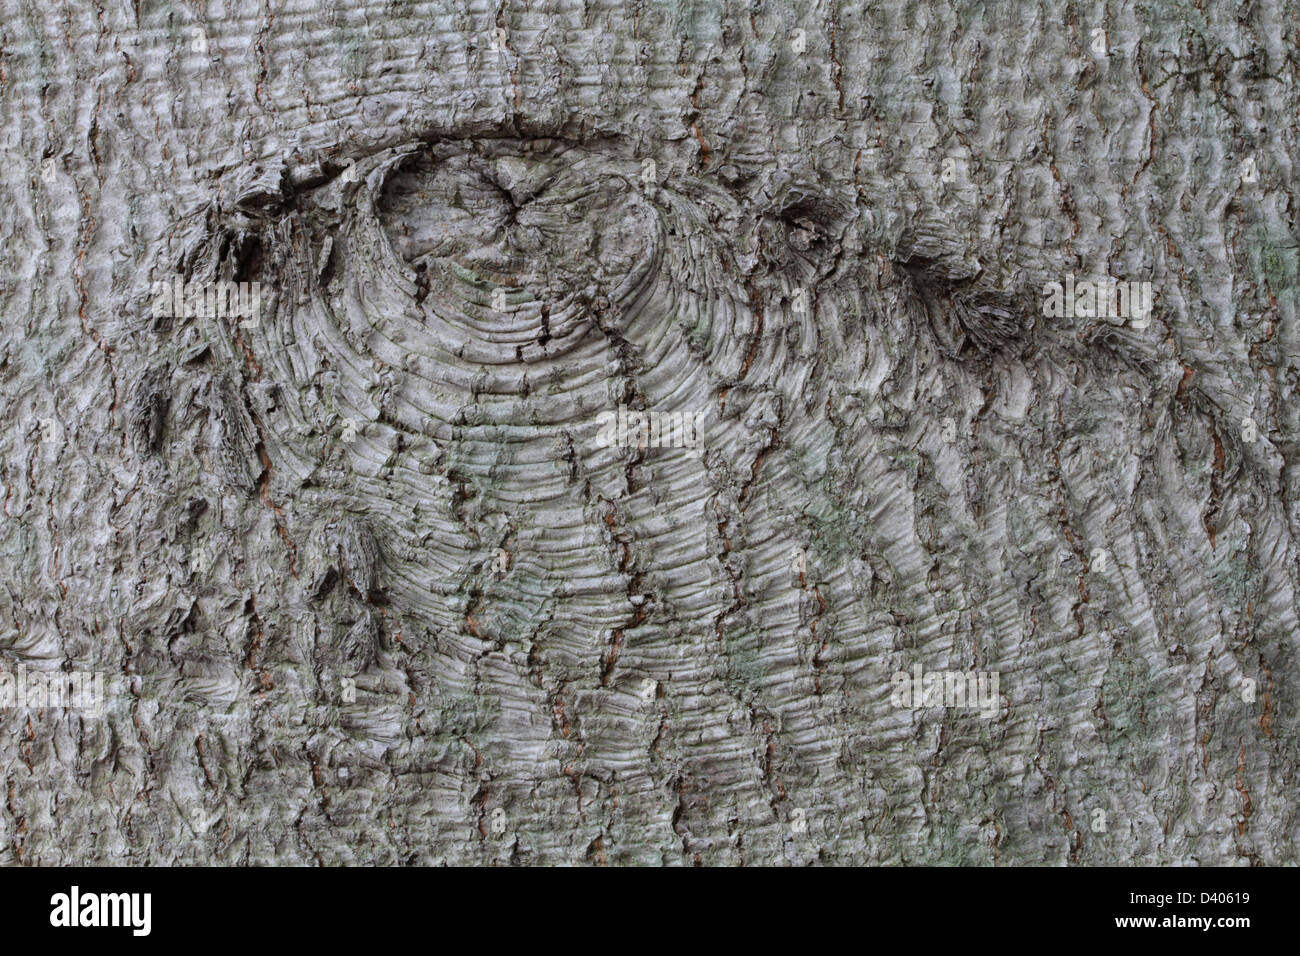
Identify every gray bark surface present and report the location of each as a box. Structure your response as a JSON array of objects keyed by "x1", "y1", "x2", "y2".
[{"x1": 0, "y1": 0, "x2": 1297, "y2": 865}]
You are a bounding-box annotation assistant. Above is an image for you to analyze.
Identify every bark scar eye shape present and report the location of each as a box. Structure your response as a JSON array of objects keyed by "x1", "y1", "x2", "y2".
[
  {"x1": 192, "y1": 134, "x2": 754, "y2": 468},
  {"x1": 182, "y1": 133, "x2": 755, "y2": 515},
  {"x1": 376, "y1": 152, "x2": 528, "y2": 267},
  {"x1": 365, "y1": 139, "x2": 681, "y2": 367},
  {"x1": 780, "y1": 201, "x2": 830, "y2": 251},
  {"x1": 759, "y1": 184, "x2": 852, "y2": 280}
]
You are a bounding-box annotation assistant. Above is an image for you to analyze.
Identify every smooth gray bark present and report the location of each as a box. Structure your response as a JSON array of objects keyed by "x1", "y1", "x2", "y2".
[{"x1": 0, "y1": 0, "x2": 1297, "y2": 864}]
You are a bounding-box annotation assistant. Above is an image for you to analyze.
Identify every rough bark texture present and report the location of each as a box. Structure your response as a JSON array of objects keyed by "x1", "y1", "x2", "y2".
[{"x1": 1, "y1": 0, "x2": 1297, "y2": 865}]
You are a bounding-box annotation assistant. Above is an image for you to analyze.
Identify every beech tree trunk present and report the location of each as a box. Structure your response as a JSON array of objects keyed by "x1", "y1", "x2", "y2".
[{"x1": 1, "y1": 0, "x2": 1297, "y2": 865}]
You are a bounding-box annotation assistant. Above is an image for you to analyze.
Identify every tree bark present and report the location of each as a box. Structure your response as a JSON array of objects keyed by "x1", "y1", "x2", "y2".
[{"x1": 1, "y1": 0, "x2": 1297, "y2": 865}]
